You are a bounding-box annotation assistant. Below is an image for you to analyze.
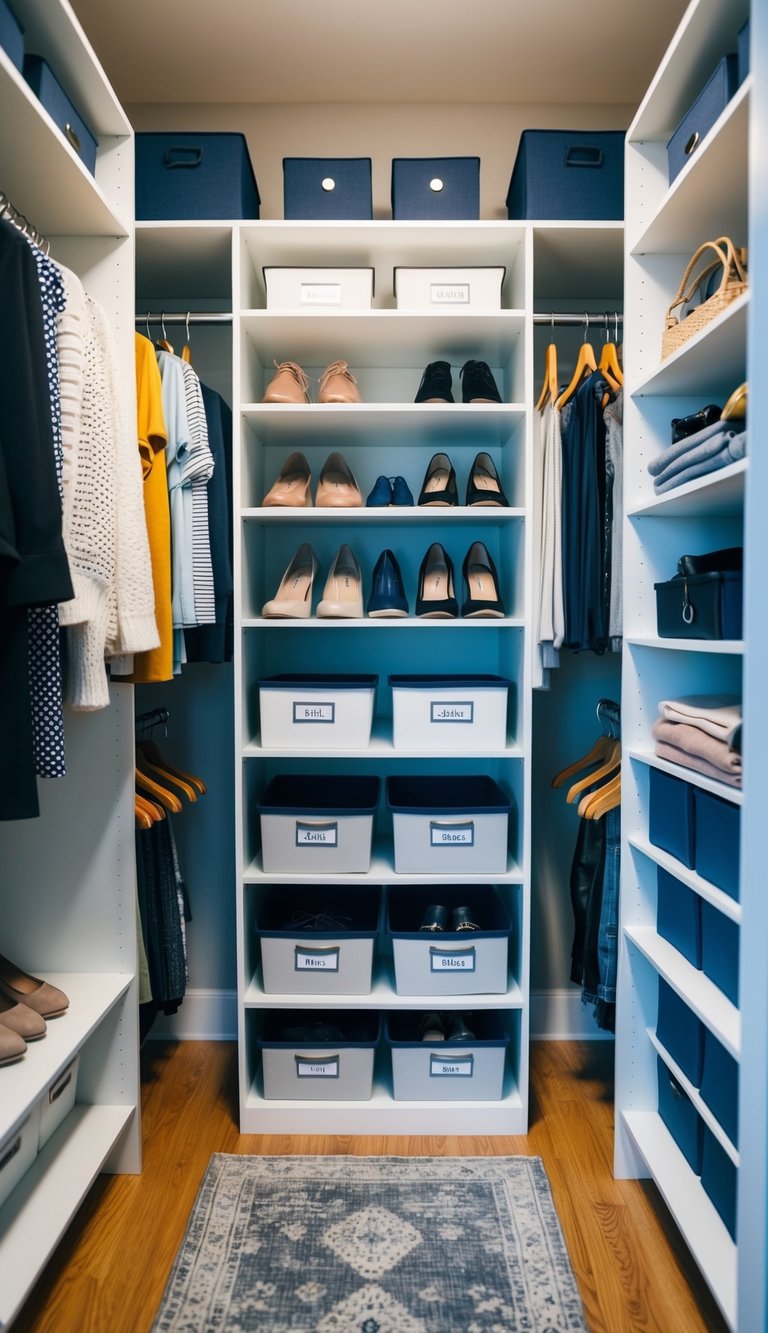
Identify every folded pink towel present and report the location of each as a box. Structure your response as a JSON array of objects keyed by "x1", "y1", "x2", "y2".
[
  {"x1": 654, "y1": 741, "x2": 742, "y2": 789},
  {"x1": 652, "y1": 717, "x2": 742, "y2": 774},
  {"x1": 658, "y1": 694, "x2": 741, "y2": 747}
]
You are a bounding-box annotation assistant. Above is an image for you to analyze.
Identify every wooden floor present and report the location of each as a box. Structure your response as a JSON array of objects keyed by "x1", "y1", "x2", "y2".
[{"x1": 13, "y1": 1039, "x2": 726, "y2": 1333}]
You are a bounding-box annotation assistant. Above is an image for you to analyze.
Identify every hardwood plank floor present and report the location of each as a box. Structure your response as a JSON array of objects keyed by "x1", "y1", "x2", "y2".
[{"x1": 12, "y1": 1039, "x2": 727, "y2": 1333}]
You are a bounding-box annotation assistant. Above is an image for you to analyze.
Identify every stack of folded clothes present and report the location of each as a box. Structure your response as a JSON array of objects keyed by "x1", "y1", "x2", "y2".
[
  {"x1": 648, "y1": 418, "x2": 747, "y2": 494},
  {"x1": 651, "y1": 693, "x2": 742, "y2": 788}
]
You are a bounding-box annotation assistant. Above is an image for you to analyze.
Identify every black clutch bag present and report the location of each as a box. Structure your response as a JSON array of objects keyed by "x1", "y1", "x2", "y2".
[
  {"x1": 670, "y1": 404, "x2": 722, "y2": 444},
  {"x1": 655, "y1": 549, "x2": 743, "y2": 640}
]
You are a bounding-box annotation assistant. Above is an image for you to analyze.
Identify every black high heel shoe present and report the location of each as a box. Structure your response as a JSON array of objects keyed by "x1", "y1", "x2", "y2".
[
  {"x1": 415, "y1": 543, "x2": 458, "y2": 618},
  {"x1": 461, "y1": 541, "x2": 505, "y2": 618},
  {"x1": 417, "y1": 452, "x2": 457, "y2": 506},
  {"x1": 465, "y1": 452, "x2": 509, "y2": 507}
]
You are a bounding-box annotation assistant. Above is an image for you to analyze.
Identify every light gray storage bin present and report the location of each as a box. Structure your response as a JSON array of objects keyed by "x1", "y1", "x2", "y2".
[
  {"x1": 38, "y1": 1054, "x2": 79, "y2": 1149},
  {"x1": 258, "y1": 674, "x2": 378, "y2": 751},
  {"x1": 257, "y1": 774, "x2": 380, "y2": 874},
  {"x1": 387, "y1": 1012, "x2": 509, "y2": 1101},
  {"x1": 386, "y1": 775, "x2": 512, "y2": 874},
  {"x1": 259, "y1": 1011, "x2": 380, "y2": 1100},
  {"x1": 388, "y1": 885, "x2": 511, "y2": 995},
  {"x1": 388, "y1": 674, "x2": 511, "y2": 752},
  {"x1": 257, "y1": 886, "x2": 381, "y2": 995},
  {"x1": 0, "y1": 1103, "x2": 40, "y2": 1209}
]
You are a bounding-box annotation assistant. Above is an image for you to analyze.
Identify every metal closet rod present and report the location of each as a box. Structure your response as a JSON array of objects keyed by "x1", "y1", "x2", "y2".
[
  {"x1": 136, "y1": 311, "x2": 233, "y2": 325},
  {"x1": 136, "y1": 310, "x2": 621, "y2": 328},
  {"x1": 533, "y1": 311, "x2": 623, "y2": 326}
]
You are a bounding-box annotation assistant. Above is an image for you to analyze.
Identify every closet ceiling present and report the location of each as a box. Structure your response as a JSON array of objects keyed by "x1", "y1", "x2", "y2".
[{"x1": 71, "y1": 0, "x2": 689, "y2": 106}]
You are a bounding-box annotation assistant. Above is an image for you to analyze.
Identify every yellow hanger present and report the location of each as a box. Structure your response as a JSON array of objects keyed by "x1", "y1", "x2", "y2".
[
  {"x1": 556, "y1": 315, "x2": 598, "y2": 410},
  {"x1": 579, "y1": 772, "x2": 622, "y2": 820},
  {"x1": 135, "y1": 791, "x2": 165, "y2": 824},
  {"x1": 565, "y1": 740, "x2": 621, "y2": 804},
  {"x1": 536, "y1": 317, "x2": 559, "y2": 411},
  {"x1": 138, "y1": 738, "x2": 206, "y2": 796},
  {"x1": 551, "y1": 733, "x2": 615, "y2": 788},
  {"x1": 181, "y1": 311, "x2": 193, "y2": 365},
  {"x1": 135, "y1": 764, "x2": 183, "y2": 814},
  {"x1": 598, "y1": 313, "x2": 623, "y2": 389}
]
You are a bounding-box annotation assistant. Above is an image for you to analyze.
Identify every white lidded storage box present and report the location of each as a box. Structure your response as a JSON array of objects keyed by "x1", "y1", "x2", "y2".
[
  {"x1": 257, "y1": 886, "x2": 381, "y2": 995},
  {"x1": 258, "y1": 674, "x2": 378, "y2": 751},
  {"x1": 394, "y1": 266, "x2": 505, "y2": 310},
  {"x1": 38, "y1": 1054, "x2": 80, "y2": 1149},
  {"x1": 263, "y1": 266, "x2": 374, "y2": 310},
  {"x1": 386, "y1": 775, "x2": 512, "y2": 875},
  {"x1": 388, "y1": 885, "x2": 511, "y2": 995},
  {"x1": 258, "y1": 774, "x2": 380, "y2": 874},
  {"x1": 389, "y1": 674, "x2": 511, "y2": 751},
  {"x1": 387, "y1": 1012, "x2": 509, "y2": 1101},
  {"x1": 0, "y1": 1103, "x2": 40, "y2": 1209},
  {"x1": 259, "y1": 1010, "x2": 381, "y2": 1100}
]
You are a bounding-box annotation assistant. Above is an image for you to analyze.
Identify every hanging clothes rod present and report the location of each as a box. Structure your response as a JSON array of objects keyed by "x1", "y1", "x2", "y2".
[
  {"x1": 533, "y1": 311, "x2": 623, "y2": 327},
  {"x1": 0, "y1": 188, "x2": 50, "y2": 254},
  {"x1": 136, "y1": 311, "x2": 232, "y2": 325}
]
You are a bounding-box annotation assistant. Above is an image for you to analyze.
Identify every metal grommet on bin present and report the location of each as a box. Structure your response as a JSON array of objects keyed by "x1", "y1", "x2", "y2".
[
  {"x1": 321, "y1": 177, "x2": 336, "y2": 191},
  {"x1": 429, "y1": 177, "x2": 444, "y2": 192}
]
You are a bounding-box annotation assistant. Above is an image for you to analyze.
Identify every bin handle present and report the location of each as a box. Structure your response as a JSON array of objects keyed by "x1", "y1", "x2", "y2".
[
  {"x1": 565, "y1": 145, "x2": 604, "y2": 168},
  {"x1": 164, "y1": 146, "x2": 204, "y2": 169}
]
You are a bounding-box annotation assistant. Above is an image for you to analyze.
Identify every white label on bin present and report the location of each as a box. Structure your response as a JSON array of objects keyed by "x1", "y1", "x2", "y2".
[
  {"x1": 429, "y1": 1053, "x2": 474, "y2": 1078},
  {"x1": 430, "y1": 945, "x2": 476, "y2": 973},
  {"x1": 296, "y1": 820, "x2": 338, "y2": 847},
  {"x1": 293, "y1": 701, "x2": 335, "y2": 724},
  {"x1": 429, "y1": 820, "x2": 475, "y2": 847},
  {"x1": 300, "y1": 283, "x2": 342, "y2": 306},
  {"x1": 430, "y1": 699, "x2": 473, "y2": 723},
  {"x1": 294, "y1": 945, "x2": 340, "y2": 972},
  {"x1": 429, "y1": 283, "x2": 469, "y2": 305},
  {"x1": 296, "y1": 1055, "x2": 339, "y2": 1078}
]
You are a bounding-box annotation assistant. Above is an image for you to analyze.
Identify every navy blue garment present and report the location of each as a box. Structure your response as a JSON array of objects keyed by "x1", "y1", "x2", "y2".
[
  {"x1": 184, "y1": 385, "x2": 233, "y2": 663},
  {"x1": 560, "y1": 370, "x2": 614, "y2": 653}
]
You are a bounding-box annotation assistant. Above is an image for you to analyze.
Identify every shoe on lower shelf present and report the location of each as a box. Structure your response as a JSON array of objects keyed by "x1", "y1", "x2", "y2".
[
  {"x1": 0, "y1": 1021, "x2": 26, "y2": 1065},
  {"x1": 317, "y1": 544, "x2": 364, "y2": 618},
  {"x1": 261, "y1": 543, "x2": 317, "y2": 618},
  {"x1": 0, "y1": 953, "x2": 68, "y2": 1019}
]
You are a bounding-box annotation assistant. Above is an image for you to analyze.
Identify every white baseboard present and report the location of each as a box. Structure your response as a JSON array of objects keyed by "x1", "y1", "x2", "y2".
[{"x1": 147, "y1": 987, "x2": 612, "y2": 1043}]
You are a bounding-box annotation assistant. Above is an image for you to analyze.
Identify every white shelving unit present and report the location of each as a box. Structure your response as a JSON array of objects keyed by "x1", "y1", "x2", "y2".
[
  {"x1": 0, "y1": 3, "x2": 138, "y2": 1326},
  {"x1": 615, "y1": 1, "x2": 758, "y2": 1327}
]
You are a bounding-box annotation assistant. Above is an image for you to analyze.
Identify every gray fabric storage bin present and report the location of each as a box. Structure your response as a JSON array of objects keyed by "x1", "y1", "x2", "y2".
[
  {"x1": 258, "y1": 774, "x2": 380, "y2": 875},
  {"x1": 38, "y1": 1055, "x2": 79, "y2": 1149},
  {"x1": 257, "y1": 886, "x2": 381, "y2": 995},
  {"x1": 135, "y1": 132, "x2": 260, "y2": 219},
  {"x1": 386, "y1": 775, "x2": 512, "y2": 875},
  {"x1": 666, "y1": 55, "x2": 739, "y2": 184},
  {"x1": 387, "y1": 1011, "x2": 509, "y2": 1101},
  {"x1": 24, "y1": 54, "x2": 97, "y2": 175},
  {"x1": 388, "y1": 885, "x2": 511, "y2": 995},
  {"x1": 258, "y1": 673, "x2": 377, "y2": 751},
  {"x1": 506, "y1": 129, "x2": 624, "y2": 220},
  {"x1": 259, "y1": 1011, "x2": 380, "y2": 1100},
  {"x1": 0, "y1": 1104, "x2": 40, "y2": 1209},
  {"x1": 0, "y1": 0, "x2": 23, "y2": 72},
  {"x1": 388, "y1": 674, "x2": 511, "y2": 752}
]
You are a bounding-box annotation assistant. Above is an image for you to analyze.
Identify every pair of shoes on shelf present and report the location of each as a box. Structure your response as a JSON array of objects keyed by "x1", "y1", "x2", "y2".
[
  {"x1": 0, "y1": 953, "x2": 69, "y2": 1063},
  {"x1": 262, "y1": 359, "x2": 361, "y2": 404},
  {"x1": 415, "y1": 359, "x2": 502, "y2": 404},
  {"x1": 419, "y1": 904, "x2": 481, "y2": 932},
  {"x1": 416, "y1": 541, "x2": 506, "y2": 619},
  {"x1": 417, "y1": 451, "x2": 509, "y2": 507},
  {"x1": 262, "y1": 543, "x2": 364, "y2": 619},
  {"x1": 417, "y1": 1011, "x2": 476, "y2": 1043},
  {"x1": 262, "y1": 451, "x2": 363, "y2": 507},
  {"x1": 366, "y1": 475, "x2": 414, "y2": 507}
]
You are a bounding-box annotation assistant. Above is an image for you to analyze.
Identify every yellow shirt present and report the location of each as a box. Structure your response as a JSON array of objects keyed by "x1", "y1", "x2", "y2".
[{"x1": 128, "y1": 333, "x2": 173, "y2": 682}]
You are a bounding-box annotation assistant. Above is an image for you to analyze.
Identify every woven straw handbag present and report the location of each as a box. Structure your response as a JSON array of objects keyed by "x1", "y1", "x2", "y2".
[{"x1": 661, "y1": 236, "x2": 748, "y2": 359}]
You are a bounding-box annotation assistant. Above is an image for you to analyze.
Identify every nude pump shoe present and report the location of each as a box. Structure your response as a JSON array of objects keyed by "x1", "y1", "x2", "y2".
[
  {"x1": 262, "y1": 452, "x2": 313, "y2": 507},
  {"x1": 0, "y1": 1021, "x2": 26, "y2": 1065},
  {"x1": 0, "y1": 953, "x2": 69, "y2": 1018},
  {"x1": 317, "y1": 545, "x2": 364, "y2": 618},
  {"x1": 261, "y1": 543, "x2": 318, "y2": 618},
  {"x1": 315, "y1": 452, "x2": 363, "y2": 507}
]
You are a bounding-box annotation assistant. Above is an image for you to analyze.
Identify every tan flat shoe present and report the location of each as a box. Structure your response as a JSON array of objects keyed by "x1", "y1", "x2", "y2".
[
  {"x1": 318, "y1": 360, "x2": 361, "y2": 404},
  {"x1": 262, "y1": 360, "x2": 311, "y2": 404},
  {"x1": 0, "y1": 996, "x2": 46, "y2": 1041},
  {"x1": 0, "y1": 1021, "x2": 26, "y2": 1065},
  {"x1": 262, "y1": 452, "x2": 313, "y2": 507},
  {"x1": 315, "y1": 452, "x2": 363, "y2": 507},
  {"x1": 0, "y1": 953, "x2": 69, "y2": 1018},
  {"x1": 317, "y1": 545, "x2": 364, "y2": 618},
  {"x1": 261, "y1": 543, "x2": 317, "y2": 618}
]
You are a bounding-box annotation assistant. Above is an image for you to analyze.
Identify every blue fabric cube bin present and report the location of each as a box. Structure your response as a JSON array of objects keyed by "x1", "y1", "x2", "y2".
[
  {"x1": 0, "y1": 0, "x2": 23, "y2": 73},
  {"x1": 657, "y1": 1056, "x2": 702, "y2": 1173},
  {"x1": 506, "y1": 130, "x2": 624, "y2": 220},
  {"x1": 694, "y1": 788, "x2": 740, "y2": 900},
  {"x1": 657, "y1": 976, "x2": 703, "y2": 1086},
  {"x1": 701, "y1": 1124, "x2": 737, "y2": 1240},
  {"x1": 738, "y1": 20, "x2": 750, "y2": 85},
  {"x1": 24, "y1": 55, "x2": 97, "y2": 175},
  {"x1": 656, "y1": 868, "x2": 701, "y2": 967},
  {"x1": 283, "y1": 158, "x2": 372, "y2": 220},
  {"x1": 649, "y1": 768, "x2": 695, "y2": 869},
  {"x1": 701, "y1": 899, "x2": 739, "y2": 1006},
  {"x1": 700, "y1": 1028, "x2": 739, "y2": 1147},
  {"x1": 392, "y1": 157, "x2": 480, "y2": 220},
  {"x1": 136, "y1": 133, "x2": 260, "y2": 220},
  {"x1": 666, "y1": 55, "x2": 739, "y2": 184}
]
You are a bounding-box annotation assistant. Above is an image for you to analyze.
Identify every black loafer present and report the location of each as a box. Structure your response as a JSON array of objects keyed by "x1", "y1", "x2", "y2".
[
  {"x1": 419, "y1": 904, "x2": 449, "y2": 932},
  {"x1": 415, "y1": 360, "x2": 453, "y2": 403},
  {"x1": 460, "y1": 359, "x2": 502, "y2": 403},
  {"x1": 418, "y1": 1011, "x2": 446, "y2": 1042}
]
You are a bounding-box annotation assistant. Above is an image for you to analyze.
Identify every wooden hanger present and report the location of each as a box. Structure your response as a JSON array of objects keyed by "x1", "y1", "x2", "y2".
[
  {"x1": 135, "y1": 791, "x2": 165, "y2": 823},
  {"x1": 598, "y1": 315, "x2": 623, "y2": 389},
  {"x1": 135, "y1": 798, "x2": 153, "y2": 831},
  {"x1": 565, "y1": 740, "x2": 621, "y2": 804},
  {"x1": 137, "y1": 739, "x2": 206, "y2": 796},
  {"x1": 556, "y1": 317, "x2": 598, "y2": 410},
  {"x1": 154, "y1": 311, "x2": 174, "y2": 355},
  {"x1": 135, "y1": 766, "x2": 183, "y2": 814},
  {"x1": 579, "y1": 772, "x2": 621, "y2": 820},
  {"x1": 536, "y1": 328, "x2": 559, "y2": 411},
  {"x1": 551, "y1": 733, "x2": 616, "y2": 788}
]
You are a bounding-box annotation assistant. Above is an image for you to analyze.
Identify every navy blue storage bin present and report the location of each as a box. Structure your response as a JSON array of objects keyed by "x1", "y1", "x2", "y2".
[
  {"x1": 657, "y1": 1056, "x2": 702, "y2": 1173},
  {"x1": 392, "y1": 157, "x2": 479, "y2": 221},
  {"x1": 24, "y1": 55, "x2": 97, "y2": 176},
  {"x1": 649, "y1": 767, "x2": 695, "y2": 869},
  {"x1": 701, "y1": 899, "x2": 739, "y2": 1006},
  {"x1": 738, "y1": 20, "x2": 750, "y2": 85},
  {"x1": 667, "y1": 55, "x2": 739, "y2": 184},
  {"x1": 654, "y1": 570, "x2": 743, "y2": 640},
  {"x1": 283, "y1": 158, "x2": 371, "y2": 220},
  {"x1": 701, "y1": 1124, "x2": 737, "y2": 1240},
  {"x1": 700, "y1": 1028, "x2": 739, "y2": 1147},
  {"x1": 657, "y1": 976, "x2": 703, "y2": 1086},
  {"x1": 506, "y1": 130, "x2": 624, "y2": 220},
  {"x1": 0, "y1": 0, "x2": 23, "y2": 72},
  {"x1": 657, "y1": 868, "x2": 701, "y2": 967},
  {"x1": 694, "y1": 788, "x2": 740, "y2": 900},
  {"x1": 136, "y1": 133, "x2": 260, "y2": 220}
]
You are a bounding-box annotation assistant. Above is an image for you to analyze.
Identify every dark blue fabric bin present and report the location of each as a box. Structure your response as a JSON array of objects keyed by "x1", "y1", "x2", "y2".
[
  {"x1": 506, "y1": 130, "x2": 624, "y2": 220},
  {"x1": 136, "y1": 133, "x2": 260, "y2": 220},
  {"x1": 24, "y1": 54, "x2": 97, "y2": 175},
  {"x1": 392, "y1": 157, "x2": 480, "y2": 220},
  {"x1": 738, "y1": 20, "x2": 750, "y2": 85},
  {"x1": 0, "y1": 0, "x2": 23, "y2": 72},
  {"x1": 657, "y1": 868, "x2": 701, "y2": 968},
  {"x1": 649, "y1": 768, "x2": 695, "y2": 869},
  {"x1": 667, "y1": 55, "x2": 739, "y2": 184},
  {"x1": 654, "y1": 570, "x2": 743, "y2": 640},
  {"x1": 694, "y1": 789, "x2": 740, "y2": 900},
  {"x1": 700, "y1": 1028, "x2": 739, "y2": 1147},
  {"x1": 701, "y1": 899, "x2": 739, "y2": 1005},
  {"x1": 701, "y1": 1124, "x2": 737, "y2": 1240},
  {"x1": 283, "y1": 158, "x2": 371, "y2": 220},
  {"x1": 657, "y1": 1056, "x2": 702, "y2": 1173},
  {"x1": 657, "y1": 976, "x2": 703, "y2": 1086}
]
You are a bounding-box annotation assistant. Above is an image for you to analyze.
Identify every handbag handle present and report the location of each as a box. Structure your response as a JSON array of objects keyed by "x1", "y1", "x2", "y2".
[{"x1": 665, "y1": 236, "x2": 747, "y2": 330}]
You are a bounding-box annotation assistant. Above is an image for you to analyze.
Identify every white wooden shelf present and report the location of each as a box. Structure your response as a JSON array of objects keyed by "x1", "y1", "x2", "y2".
[
  {"x1": 240, "y1": 309, "x2": 525, "y2": 365},
  {"x1": 627, "y1": 459, "x2": 746, "y2": 518},
  {"x1": 242, "y1": 402, "x2": 526, "y2": 445},
  {"x1": 242, "y1": 616, "x2": 526, "y2": 631},
  {"x1": 649, "y1": 1027, "x2": 739, "y2": 1166},
  {"x1": 244, "y1": 728, "x2": 525, "y2": 761},
  {"x1": 244, "y1": 971, "x2": 525, "y2": 1011},
  {"x1": 244, "y1": 849, "x2": 524, "y2": 886},
  {"x1": 625, "y1": 925, "x2": 740, "y2": 1058},
  {"x1": 629, "y1": 292, "x2": 748, "y2": 398},
  {"x1": 241, "y1": 506, "x2": 525, "y2": 526},
  {"x1": 628, "y1": 834, "x2": 742, "y2": 923},
  {"x1": 625, "y1": 636, "x2": 744, "y2": 655},
  {"x1": 626, "y1": 747, "x2": 744, "y2": 804}
]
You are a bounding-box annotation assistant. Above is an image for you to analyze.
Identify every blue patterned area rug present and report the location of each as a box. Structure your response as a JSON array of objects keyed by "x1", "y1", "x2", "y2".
[{"x1": 152, "y1": 1154, "x2": 586, "y2": 1332}]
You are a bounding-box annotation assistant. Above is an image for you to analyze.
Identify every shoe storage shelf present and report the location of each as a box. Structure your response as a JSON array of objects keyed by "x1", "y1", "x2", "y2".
[
  {"x1": 614, "y1": 1, "x2": 765, "y2": 1328},
  {"x1": 0, "y1": 3, "x2": 137, "y2": 1324}
]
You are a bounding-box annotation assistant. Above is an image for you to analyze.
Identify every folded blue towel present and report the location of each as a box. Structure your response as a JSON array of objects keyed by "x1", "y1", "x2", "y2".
[
  {"x1": 648, "y1": 418, "x2": 740, "y2": 480},
  {"x1": 653, "y1": 430, "x2": 746, "y2": 493}
]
